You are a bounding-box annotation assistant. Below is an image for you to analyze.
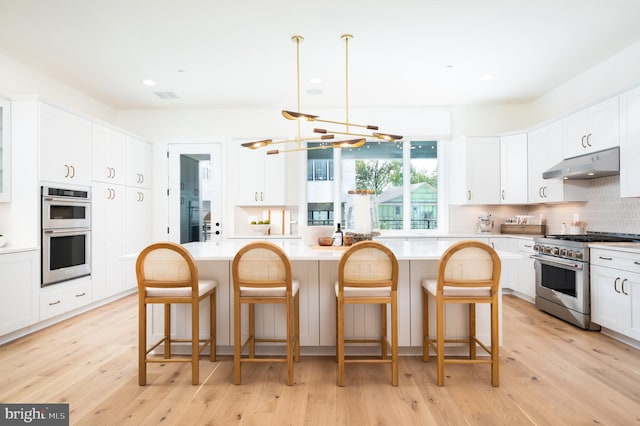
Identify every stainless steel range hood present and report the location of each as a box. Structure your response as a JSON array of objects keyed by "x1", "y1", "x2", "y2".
[{"x1": 542, "y1": 147, "x2": 619, "y2": 179}]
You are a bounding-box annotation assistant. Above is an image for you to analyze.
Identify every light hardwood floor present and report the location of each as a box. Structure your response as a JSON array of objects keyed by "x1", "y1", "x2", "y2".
[{"x1": 1, "y1": 294, "x2": 639, "y2": 425}]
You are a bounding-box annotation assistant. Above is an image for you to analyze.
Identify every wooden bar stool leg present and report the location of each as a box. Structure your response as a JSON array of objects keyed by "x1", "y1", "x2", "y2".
[
  {"x1": 249, "y1": 303, "x2": 255, "y2": 358},
  {"x1": 164, "y1": 304, "x2": 171, "y2": 359},
  {"x1": 469, "y1": 303, "x2": 476, "y2": 359},
  {"x1": 234, "y1": 296, "x2": 242, "y2": 385},
  {"x1": 381, "y1": 303, "x2": 388, "y2": 359},
  {"x1": 423, "y1": 288, "x2": 429, "y2": 362},
  {"x1": 491, "y1": 299, "x2": 499, "y2": 387},
  {"x1": 139, "y1": 296, "x2": 147, "y2": 386},
  {"x1": 287, "y1": 294, "x2": 294, "y2": 386},
  {"x1": 391, "y1": 295, "x2": 398, "y2": 386},
  {"x1": 210, "y1": 291, "x2": 216, "y2": 362},
  {"x1": 337, "y1": 297, "x2": 345, "y2": 387},
  {"x1": 436, "y1": 297, "x2": 445, "y2": 387},
  {"x1": 192, "y1": 301, "x2": 199, "y2": 385},
  {"x1": 294, "y1": 292, "x2": 300, "y2": 362}
]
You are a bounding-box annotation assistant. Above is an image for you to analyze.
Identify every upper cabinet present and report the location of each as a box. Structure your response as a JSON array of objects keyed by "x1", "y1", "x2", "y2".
[
  {"x1": 0, "y1": 97, "x2": 10, "y2": 202},
  {"x1": 527, "y1": 121, "x2": 588, "y2": 203},
  {"x1": 125, "y1": 136, "x2": 152, "y2": 188},
  {"x1": 619, "y1": 86, "x2": 640, "y2": 198},
  {"x1": 39, "y1": 103, "x2": 92, "y2": 186},
  {"x1": 449, "y1": 136, "x2": 501, "y2": 205},
  {"x1": 563, "y1": 96, "x2": 619, "y2": 159},
  {"x1": 92, "y1": 124, "x2": 125, "y2": 185},
  {"x1": 235, "y1": 145, "x2": 287, "y2": 205},
  {"x1": 500, "y1": 133, "x2": 528, "y2": 204}
]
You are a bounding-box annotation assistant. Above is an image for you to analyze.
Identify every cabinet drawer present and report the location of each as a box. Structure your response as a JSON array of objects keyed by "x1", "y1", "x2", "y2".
[
  {"x1": 516, "y1": 239, "x2": 536, "y2": 253},
  {"x1": 40, "y1": 278, "x2": 91, "y2": 321},
  {"x1": 591, "y1": 248, "x2": 640, "y2": 272}
]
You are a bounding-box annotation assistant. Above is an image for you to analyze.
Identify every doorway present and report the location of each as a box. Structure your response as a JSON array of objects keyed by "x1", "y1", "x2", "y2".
[{"x1": 168, "y1": 144, "x2": 222, "y2": 243}]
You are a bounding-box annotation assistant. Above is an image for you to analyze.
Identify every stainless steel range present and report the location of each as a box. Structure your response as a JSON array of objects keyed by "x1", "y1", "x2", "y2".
[{"x1": 532, "y1": 232, "x2": 640, "y2": 330}]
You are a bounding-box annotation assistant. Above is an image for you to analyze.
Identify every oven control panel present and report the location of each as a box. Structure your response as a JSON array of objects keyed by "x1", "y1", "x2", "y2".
[{"x1": 533, "y1": 244, "x2": 585, "y2": 261}]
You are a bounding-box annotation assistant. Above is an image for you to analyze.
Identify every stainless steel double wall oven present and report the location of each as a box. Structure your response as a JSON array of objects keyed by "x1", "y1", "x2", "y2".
[{"x1": 41, "y1": 186, "x2": 92, "y2": 286}]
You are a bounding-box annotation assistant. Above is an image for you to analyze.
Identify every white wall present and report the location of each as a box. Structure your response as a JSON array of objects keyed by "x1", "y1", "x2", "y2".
[
  {"x1": 528, "y1": 41, "x2": 640, "y2": 127},
  {"x1": 0, "y1": 52, "x2": 117, "y2": 124}
]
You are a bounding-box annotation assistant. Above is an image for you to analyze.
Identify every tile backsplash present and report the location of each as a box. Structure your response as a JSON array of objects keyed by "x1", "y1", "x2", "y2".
[{"x1": 450, "y1": 176, "x2": 640, "y2": 235}]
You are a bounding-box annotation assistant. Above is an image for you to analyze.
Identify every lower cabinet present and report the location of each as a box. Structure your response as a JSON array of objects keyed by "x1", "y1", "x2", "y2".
[
  {"x1": 40, "y1": 277, "x2": 92, "y2": 321},
  {"x1": 591, "y1": 248, "x2": 640, "y2": 341},
  {"x1": 0, "y1": 250, "x2": 38, "y2": 336},
  {"x1": 515, "y1": 238, "x2": 536, "y2": 301}
]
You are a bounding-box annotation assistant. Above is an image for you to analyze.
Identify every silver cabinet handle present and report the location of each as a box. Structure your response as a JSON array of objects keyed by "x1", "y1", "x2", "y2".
[
  {"x1": 467, "y1": 190, "x2": 471, "y2": 201},
  {"x1": 255, "y1": 191, "x2": 258, "y2": 202},
  {"x1": 581, "y1": 135, "x2": 587, "y2": 148},
  {"x1": 634, "y1": 261, "x2": 640, "y2": 266},
  {"x1": 621, "y1": 279, "x2": 629, "y2": 296},
  {"x1": 75, "y1": 292, "x2": 86, "y2": 298},
  {"x1": 70, "y1": 165, "x2": 75, "y2": 178},
  {"x1": 261, "y1": 192, "x2": 264, "y2": 202},
  {"x1": 501, "y1": 190, "x2": 505, "y2": 200},
  {"x1": 614, "y1": 277, "x2": 621, "y2": 294},
  {"x1": 586, "y1": 133, "x2": 592, "y2": 147},
  {"x1": 49, "y1": 300, "x2": 61, "y2": 306},
  {"x1": 64, "y1": 164, "x2": 70, "y2": 178},
  {"x1": 599, "y1": 256, "x2": 613, "y2": 261}
]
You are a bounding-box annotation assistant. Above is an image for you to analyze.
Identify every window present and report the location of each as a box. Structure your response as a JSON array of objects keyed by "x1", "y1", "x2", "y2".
[{"x1": 306, "y1": 140, "x2": 439, "y2": 232}]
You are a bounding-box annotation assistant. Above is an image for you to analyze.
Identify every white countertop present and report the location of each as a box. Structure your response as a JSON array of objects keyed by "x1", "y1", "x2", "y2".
[
  {"x1": 589, "y1": 242, "x2": 640, "y2": 254},
  {"x1": 0, "y1": 245, "x2": 39, "y2": 255},
  {"x1": 179, "y1": 239, "x2": 521, "y2": 261}
]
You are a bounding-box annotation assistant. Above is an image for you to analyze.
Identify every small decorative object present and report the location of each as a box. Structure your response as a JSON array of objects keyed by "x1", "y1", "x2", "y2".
[
  {"x1": 476, "y1": 213, "x2": 494, "y2": 233},
  {"x1": 250, "y1": 220, "x2": 270, "y2": 235},
  {"x1": 318, "y1": 237, "x2": 334, "y2": 246},
  {"x1": 0, "y1": 234, "x2": 6, "y2": 248}
]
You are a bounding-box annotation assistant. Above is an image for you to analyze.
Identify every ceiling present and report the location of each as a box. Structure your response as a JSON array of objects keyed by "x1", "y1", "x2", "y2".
[{"x1": 1, "y1": 0, "x2": 640, "y2": 111}]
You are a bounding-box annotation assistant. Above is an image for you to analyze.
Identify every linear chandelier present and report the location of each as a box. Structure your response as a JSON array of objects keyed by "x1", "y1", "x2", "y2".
[{"x1": 241, "y1": 34, "x2": 402, "y2": 155}]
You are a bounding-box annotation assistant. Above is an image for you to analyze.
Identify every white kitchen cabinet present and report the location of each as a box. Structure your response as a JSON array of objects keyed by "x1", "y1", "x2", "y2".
[
  {"x1": 123, "y1": 186, "x2": 152, "y2": 289},
  {"x1": 92, "y1": 183, "x2": 126, "y2": 301},
  {"x1": 515, "y1": 238, "x2": 536, "y2": 301},
  {"x1": 92, "y1": 123, "x2": 124, "y2": 185},
  {"x1": 40, "y1": 276, "x2": 92, "y2": 321},
  {"x1": 619, "y1": 86, "x2": 640, "y2": 198},
  {"x1": 125, "y1": 136, "x2": 151, "y2": 189},
  {"x1": 235, "y1": 145, "x2": 287, "y2": 205},
  {"x1": 563, "y1": 96, "x2": 619, "y2": 159},
  {"x1": 39, "y1": 103, "x2": 92, "y2": 186},
  {"x1": 448, "y1": 136, "x2": 501, "y2": 205},
  {"x1": 500, "y1": 133, "x2": 528, "y2": 204},
  {"x1": 0, "y1": 250, "x2": 38, "y2": 336},
  {"x1": 489, "y1": 237, "x2": 515, "y2": 292},
  {"x1": 527, "y1": 121, "x2": 588, "y2": 203},
  {"x1": 591, "y1": 248, "x2": 640, "y2": 341},
  {"x1": 0, "y1": 97, "x2": 10, "y2": 202}
]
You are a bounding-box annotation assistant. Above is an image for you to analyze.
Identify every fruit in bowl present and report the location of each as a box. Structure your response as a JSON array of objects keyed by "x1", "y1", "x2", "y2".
[{"x1": 250, "y1": 220, "x2": 270, "y2": 235}]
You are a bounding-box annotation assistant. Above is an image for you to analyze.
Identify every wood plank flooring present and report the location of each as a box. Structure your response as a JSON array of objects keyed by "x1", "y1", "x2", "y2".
[{"x1": 1, "y1": 294, "x2": 639, "y2": 425}]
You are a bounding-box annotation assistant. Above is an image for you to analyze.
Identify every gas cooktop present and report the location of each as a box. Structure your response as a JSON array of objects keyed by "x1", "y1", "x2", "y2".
[{"x1": 542, "y1": 233, "x2": 640, "y2": 243}]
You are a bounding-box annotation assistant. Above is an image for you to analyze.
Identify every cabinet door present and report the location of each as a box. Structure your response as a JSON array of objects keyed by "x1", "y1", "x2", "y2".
[
  {"x1": 123, "y1": 187, "x2": 152, "y2": 289},
  {"x1": 489, "y1": 238, "x2": 514, "y2": 291},
  {"x1": 0, "y1": 97, "x2": 10, "y2": 202},
  {"x1": 39, "y1": 103, "x2": 92, "y2": 185},
  {"x1": 516, "y1": 239, "x2": 536, "y2": 300},
  {"x1": 92, "y1": 124, "x2": 124, "y2": 184},
  {"x1": 620, "y1": 86, "x2": 640, "y2": 198},
  {"x1": 628, "y1": 275, "x2": 640, "y2": 340},
  {"x1": 235, "y1": 146, "x2": 286, "y2": 205},
  {"x1": 125, "y1": 136, "x2": 151, "y2": 188},
  {"x1": 589, "y1": 97, "x2": 619, "y2": 153},
  {"x1": 92, "y1": 183, "x2": 125, "y2": 300},
  {"x1": 500, "y1": 134, "x2": 528, "y2": 204},
  {"x1": 449, "y1": 136, "x2": 500, "y2": 205},
  {"x1": 563, "y1": 97, "x2": 619, "y2": 159},
  {"x1": 591, "y1": 265, "x2": 628, "y2": 333},
  {"x1": 0, "y1": 250, "x2": 38, "y2": 335}
]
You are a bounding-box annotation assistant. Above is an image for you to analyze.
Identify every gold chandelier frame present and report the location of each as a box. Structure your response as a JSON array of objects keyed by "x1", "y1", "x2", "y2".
[{"x1": 241, "y1": 34, "x2": 402, "y2": 155}]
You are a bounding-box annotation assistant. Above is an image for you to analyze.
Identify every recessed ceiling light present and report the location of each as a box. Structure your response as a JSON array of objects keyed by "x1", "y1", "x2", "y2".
[
  {"x1": 141, "y1": 79, "x2": 156, "y2": 86},
  {"x1": 444, "y1": 65, "x2": 454, "y2": 71},
  {"x1": 310, "y1": 77, "x2": 322, "y2": 84},
  {"x1": 480, "y1": 74, "x2": 493, "y2": 81}
]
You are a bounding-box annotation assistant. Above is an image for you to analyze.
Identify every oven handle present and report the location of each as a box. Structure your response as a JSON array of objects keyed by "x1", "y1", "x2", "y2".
[
  {"x1": 531, "y1": 255, "x2": 584, "y2": 270},
  {"x1": 43, "y1": 196, "x2": 91, "y2": 203},
  {"x1": 44, "y1": 229, "x2": 91, "y2": 235}
]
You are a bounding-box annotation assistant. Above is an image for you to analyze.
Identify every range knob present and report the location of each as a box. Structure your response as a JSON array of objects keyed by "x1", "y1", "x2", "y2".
[
  {"x1": 560, "y1": 249, "x2": 567, "y2": 257},
  {"x1": 566, "y1": 250, "x2": 574, "y2": 258},
  {"x1": 551, "y1": 247, "x2": 560, "y2": 256},
  {"x1": 574, "y1": 251, "x2": 583, "y2": 260}
]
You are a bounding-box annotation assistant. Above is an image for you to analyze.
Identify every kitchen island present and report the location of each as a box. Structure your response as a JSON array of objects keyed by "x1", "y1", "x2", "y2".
[{"x1": 144, "y1": 239, "x2": 519, "y2": 356}]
